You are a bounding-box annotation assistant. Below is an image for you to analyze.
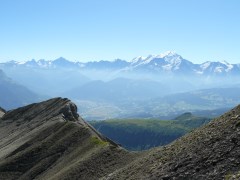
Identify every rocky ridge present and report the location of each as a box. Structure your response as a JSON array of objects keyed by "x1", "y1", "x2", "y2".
[
  {"x1": 1, "y1": 98, "x2": 240, "y2": 179},
  {"x1": 0, "y1": 98, "x2": 136, "y2": 180}
]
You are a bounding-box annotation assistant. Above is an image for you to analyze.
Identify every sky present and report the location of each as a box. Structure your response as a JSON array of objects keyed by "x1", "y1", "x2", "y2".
[{"x1": 0, "y1": 0, "x2": 240, "y2": 63}]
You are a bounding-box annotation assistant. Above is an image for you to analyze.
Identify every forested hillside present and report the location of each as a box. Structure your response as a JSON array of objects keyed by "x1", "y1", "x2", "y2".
[{"x1": 90, "y1": 113, "x2": 211, "y2": 150}]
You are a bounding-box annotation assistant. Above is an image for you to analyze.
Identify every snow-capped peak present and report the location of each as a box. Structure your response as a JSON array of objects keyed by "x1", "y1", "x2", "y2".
[
  {"x1": 220, "y1": 60, "x2": 230, "y2": 65},
  {"x1": 200, "y1": 61, "x2": 212, "y2": 70},
  {"x1": 131, "y1": 56, "x2": 147, "y2": 64},
  {"x1": 130, "y1": 51, "x2": 183, "y2": 67},
  {"x1": 200, "y1": 60, "x2": 234, "y2": 73},
  {"x1": 156, "y1": 51, "x2": 178, "y2": 58},
  {"x1": 220, "y1": 60, "x2": 233, "y2": 72}
]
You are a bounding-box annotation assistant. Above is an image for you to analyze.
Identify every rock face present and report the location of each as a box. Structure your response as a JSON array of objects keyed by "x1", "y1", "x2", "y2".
[
  {"x1": 0, "y1": 107, "x2": 5, "y2": 118},
  {"x1": 0, "y1": 98, "x2": 136, "y2": 180},
  {"x1": 1, "y1": 97, "x2": 240, "y2": 179}
]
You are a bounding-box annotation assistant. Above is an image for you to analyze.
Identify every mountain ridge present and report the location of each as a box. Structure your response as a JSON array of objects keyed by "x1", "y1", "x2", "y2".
[
  {"x1": 0, "y1": 98, "x2": 137, "y2": 180},
  {"x1": 1, "y1": 98, "x2": 240, "y2": 179},
  {"x1": 1, "y1": 51, "x2": 240, "y2": 76}
]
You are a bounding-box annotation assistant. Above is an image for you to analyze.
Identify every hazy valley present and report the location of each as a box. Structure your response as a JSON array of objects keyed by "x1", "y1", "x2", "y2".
[{"x1": 1, "y1": 52, "x2": 240, "y2": 120}]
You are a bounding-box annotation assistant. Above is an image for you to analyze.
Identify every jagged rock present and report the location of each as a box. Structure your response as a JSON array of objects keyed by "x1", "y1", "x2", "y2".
[{"x1": 59, "y1": 100, "x2": 79, "y2": 121}]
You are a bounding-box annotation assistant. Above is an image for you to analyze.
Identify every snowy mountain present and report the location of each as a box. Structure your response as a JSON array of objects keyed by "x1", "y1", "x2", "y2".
[
  {"x1": 197, "y1": 61, "x2": 240, "y2": 75},
  {"x1": 0, "y1": 51, "x2": 239, "y2": 76},
  {"x1": 128, "y1": 51, "x2": 197, "y2": 74},
  {"x1": 9, "y1": 57, "x2": 80, "y2": 69}
]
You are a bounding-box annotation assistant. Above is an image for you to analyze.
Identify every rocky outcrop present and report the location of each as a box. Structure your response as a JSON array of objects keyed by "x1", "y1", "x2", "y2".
[
  {"x1": 0, "y1": 107, "x2": 5, "y2": 118},
  {"x1": 0, "y1": 98, "x2": 137, "y2": 180}
]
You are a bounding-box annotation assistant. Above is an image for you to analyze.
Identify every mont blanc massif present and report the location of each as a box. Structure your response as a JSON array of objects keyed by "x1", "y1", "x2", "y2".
[{"x1": 1, "y1": 51, "x2": 240, "y2": 179}]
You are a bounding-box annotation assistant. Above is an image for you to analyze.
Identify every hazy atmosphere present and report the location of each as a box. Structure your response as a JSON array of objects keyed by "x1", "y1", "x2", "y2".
[{"x1": 1, "y1": 1, "x2": 240, "y2": 179}]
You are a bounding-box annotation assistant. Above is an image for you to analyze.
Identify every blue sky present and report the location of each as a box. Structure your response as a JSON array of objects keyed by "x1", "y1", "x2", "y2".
[{"x1": 0, "y1": 0, "x2": 240, "y2": 63}]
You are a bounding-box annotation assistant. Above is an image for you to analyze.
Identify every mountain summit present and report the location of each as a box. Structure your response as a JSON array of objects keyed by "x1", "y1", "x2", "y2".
[
  {"x1": 129, "y1": 51, "x2": 195, "y2": 73},
  {"x1": 131, "y1": 51, "x2": 183, "y2": 65}
]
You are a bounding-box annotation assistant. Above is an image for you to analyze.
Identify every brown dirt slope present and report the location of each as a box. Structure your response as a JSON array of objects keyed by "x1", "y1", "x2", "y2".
[
  {"x1": 103, "y1": 105, "x2": 240, "y2": 180},
  {"x1": 0, "y1": 98, "x2": 137, "y2": 180}
]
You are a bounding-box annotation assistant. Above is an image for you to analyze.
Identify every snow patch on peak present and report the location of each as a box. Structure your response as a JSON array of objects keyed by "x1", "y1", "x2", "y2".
[
  {"x1": 131, "y1": 51, "x2": 179, "y2": 63},
  {"x1": 37, "y1": 59, "x2": 52, "y2": 68},
  {"x1": 131, "y1": 56, "x2": 146, "y2": 64},
  {"x1": 141, "y1": 55, "x2": 155, "y2": 64},
  {"x1": 156, "y1": 51, "x2": 183, "y2": 65},
  {"x1": 130, "y1": 51, "x2": 184, "y2": 68},
  {"x1": 156, "y1": 51, "x2": 177, "y2": 58},
  {"x1": 214, "y1": 66, "x2": 224, "y2": 73},
  {"x1": 17, "y1": 61, "x2": 27, "y2": 65},
  {"x1": 220, "y1": 60, "x2": 230, "y2": 65},
  {"x1": 220, "y1": 60, "x2": 233, "y2": 72},
  {"x1": 200, "y1": 61, "x2": 212, "y2": 70}
]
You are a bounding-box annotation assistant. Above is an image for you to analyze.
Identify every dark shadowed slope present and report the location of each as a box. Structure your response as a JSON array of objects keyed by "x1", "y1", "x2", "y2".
[
  {"x1": 0, "y1": 98, "x2": 136, "y2": 180},
  {"x1": 104, "y1": 105, "x2": 240, "y2": 179}
]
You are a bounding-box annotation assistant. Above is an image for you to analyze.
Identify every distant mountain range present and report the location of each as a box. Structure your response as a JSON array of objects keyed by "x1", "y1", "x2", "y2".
[
  {"x1": 63, "y1": 78, "x2": 170, "y2": 102},
  {"x1": 127, "y1": 51, "x2": 240, "y2": 75},
  {"x1": 1, "y1": 51, "x2": 240, "y2": 119},
  {"x1": 1, "y1": 51, "x2": 239, "y2": 76}
]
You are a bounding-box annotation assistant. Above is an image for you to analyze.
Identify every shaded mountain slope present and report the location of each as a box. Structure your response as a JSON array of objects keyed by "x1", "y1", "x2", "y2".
[
  {"x1": 63, "y1": 78, "x2": 170, "y2": 102},
  {"x1": 0, "y1": 69, "x2": 42, "y2": 110},
  {"x1": 1, "y1": 68, "x2": 90, "y2": 96},
  {"x1": 104, "y1": 105, "x2": 240, "y2": 179},
  {"x1": 0, "y1": 98, "x2": 136, "y2": 180}
]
